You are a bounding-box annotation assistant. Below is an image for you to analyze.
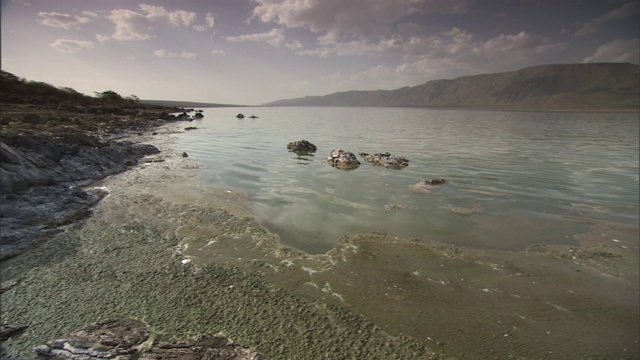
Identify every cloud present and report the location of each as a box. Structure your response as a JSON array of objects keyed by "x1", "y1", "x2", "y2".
[
  {"x1": 298, "y1": 27, "x2": 566, "y2": 64},
  {"x1": 252, "y1": 0, "x2": 471, "y2": 41},
  {"x1": 576, "y1": 1, "x2": 640, "y2": 35},
  {"x1": 96, "y1": 34, "x2": 110, "y2": 43},
  {"x1": 106, "y1": 4, "x2": 197, "y2": 41},
  {"x1": 11, "y1": 0, "x2": 31, "y2": 6},
  {"x1": 50, "y1": 39, "x2": 94, "y2": 52},
  {"x1": 37, "y1": 11, "x2": 93, "y2": 30},
  {"x1": 583, "y1": 39, "x2": 640, "y2": 63},
  {"x1": 211, "y1": 49, "x2": 226, "y2": 56},
  {"x1": 179, "y1": 51, "x2": 197, "y2": 60},
  {"x1": 205, "y1": 12, "x2": 215, "y2": 28},
  {"x1": 226, "y1": 28, "x2": 286, "y2": 47},
  {"x1": 154, "y1": 49, "x2": 197, "y2": 60},
  {"x1": 195, "y1": 12, "x2": 215, "y2": 31}
]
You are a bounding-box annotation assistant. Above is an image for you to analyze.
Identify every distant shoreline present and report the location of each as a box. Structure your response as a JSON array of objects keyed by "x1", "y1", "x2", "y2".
[
  {"x1": 140, "y1": 99, "x2": 247, "y2": 108},
  {"x1": 257, "y1": 104, "x2": 640, "y2": 113}
]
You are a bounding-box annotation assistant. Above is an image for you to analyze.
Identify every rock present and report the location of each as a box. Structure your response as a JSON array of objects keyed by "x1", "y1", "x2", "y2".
[
  {"x1": 248, "y1": 115, "x2": 258, "y2": 118},
  {"x1": 0, "y1": 134, "x2": 159, "y2": 258},
  {"x1": 32, "y1": 318, "x2": 264, "y2": 360},
  {"x1": 194, "y1": 112, "x2": 204, "y2": 119},
  {"x1": 327, "y1": 149, "x2": 360, "y2": 169},
  {"x1": 422, "y1": 178, "x2": 446, "y2": 185},
  {"x1": 177, "y1": 112, "x2": 191, "y2": 121},
  {"x1": 409, "y1": 179, "x2": 446, "y2": 194},
  {"x1": 359, "y1": 152, "x2": 409, "y2": 168},
  {"x1": 184, "y1": 126, "x2": 198, "y2": 131},
  {"x1": 236, "y1": 113, "x2": 245, "y2": 119},
  {"x1": 287, "y1": 140, "x2": 317, "y2": 153},
  {"x1": 182, "y1": 152, "x2": 189, "y2": 158},
  {"x1": 0, "y1": 324, "x2": 28, "y2": 341}
]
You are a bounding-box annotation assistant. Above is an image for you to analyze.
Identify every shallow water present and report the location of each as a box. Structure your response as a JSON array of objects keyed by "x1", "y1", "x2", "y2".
[{"x1": 176, "y1": 107, "x2": 639, "y2": 254}]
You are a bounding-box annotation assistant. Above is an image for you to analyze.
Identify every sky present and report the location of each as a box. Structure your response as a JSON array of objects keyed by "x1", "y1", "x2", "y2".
[{"x1": 1, "y1": 0, "x2": 639, "y2": 105}]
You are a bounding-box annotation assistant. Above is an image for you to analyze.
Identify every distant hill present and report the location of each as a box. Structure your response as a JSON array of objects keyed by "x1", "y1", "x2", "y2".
[
  {"x1": 139, "y1": 100, "x2": 244, "y2": 108},
  {"x1": 265, "y1": 63, "x2": 640, "y2": 111}
]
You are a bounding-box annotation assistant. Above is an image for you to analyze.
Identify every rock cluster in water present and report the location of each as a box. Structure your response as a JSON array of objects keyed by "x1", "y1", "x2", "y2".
[
  {"x1": 287, "y1": 140, "x2": 317, "y2": 153},
  {"x1": 359, "y1": 152, "x2": 409, "y2": 168},
  {"x1": 326, "y1": 149, "x2": 360, "y2": 169},
  {"x1": 32, "y1": 318, "x2": 264, "y2": 359}
]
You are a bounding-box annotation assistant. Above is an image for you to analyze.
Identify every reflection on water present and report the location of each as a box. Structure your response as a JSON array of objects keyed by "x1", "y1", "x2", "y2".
[{"x1": 176, "y1": 107, "x2": 640, "y2": 254}]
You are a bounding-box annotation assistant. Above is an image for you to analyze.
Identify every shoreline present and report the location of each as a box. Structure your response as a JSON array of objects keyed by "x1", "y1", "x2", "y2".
[{"x1": 2, "y1": 117, "x2": 639, "y2": 358}]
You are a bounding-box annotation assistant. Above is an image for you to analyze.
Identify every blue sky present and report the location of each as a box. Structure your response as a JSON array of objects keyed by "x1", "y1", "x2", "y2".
[{"x1": 1, "y1": 0, "x2": 638, "y2": 105}]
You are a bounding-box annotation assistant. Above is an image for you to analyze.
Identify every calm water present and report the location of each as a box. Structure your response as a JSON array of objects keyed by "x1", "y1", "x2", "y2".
[{"x1": 176, "y1": 107, "x2": 639, "y2": 254}]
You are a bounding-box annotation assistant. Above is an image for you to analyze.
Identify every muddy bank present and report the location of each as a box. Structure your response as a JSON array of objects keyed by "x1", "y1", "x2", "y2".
[{"x1": 2, "y1": 127, "x2": 638, "y2": 359}]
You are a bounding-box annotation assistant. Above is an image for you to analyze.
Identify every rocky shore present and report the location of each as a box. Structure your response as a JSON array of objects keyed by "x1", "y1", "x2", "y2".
[
  {"x1": 0, "y1": 103, "x2": 188, "y2": 259},
  {"x1": 1, "y1": 79, "x2": 638, "y2": 359}
]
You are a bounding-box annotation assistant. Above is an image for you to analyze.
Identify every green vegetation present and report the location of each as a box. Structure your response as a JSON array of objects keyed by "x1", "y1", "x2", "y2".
[{"x1": 1, "y1": 71, "x2": 148, "y2": 108}]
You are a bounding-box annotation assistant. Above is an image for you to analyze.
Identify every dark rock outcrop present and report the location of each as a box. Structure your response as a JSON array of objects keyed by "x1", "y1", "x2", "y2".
[
  {"x1": 0, "y1": 134, "x2": 160, "y2": 258},
  {"x1": 287, "y1": 140, "x2": 317, "y2": 153},
  {"x1": 359, "y1": 152, "x2": 409, "y2": 168},
  {"x1": 32, "y1": 318, "x2": 264, "y2": 359},
  {"x1": 327, "y1": 149, "x2": 360, "y2": 169},
  {"x1": 236, "y1": 113, "x2": 245, "y2": 119},
  {"x1": 0, "y1": 135, "x2": 158, "y2": 193}
]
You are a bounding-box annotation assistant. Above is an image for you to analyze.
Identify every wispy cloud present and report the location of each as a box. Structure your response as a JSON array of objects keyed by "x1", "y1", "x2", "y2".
[
  {"x1": 211, "y1": 49, "x2": 226, "y2": 56},
  {"x1": 105, "y1": 4, "x2": 197, "y2": 41},
  {"x1": 154, "y1": 49, "x2": 197, "y2": 60},
  {"x1": 226, "y1": 28, "x2": 287, "y2": 47},
  {"x1": 50, "y1": 39, "x2": 94, "y2": 52},
  {"x1": 583, "y1": 39, "x2": 640, "y2": 63},
  {"x1": 576, "y1": 1, "x2": 640, "y2": 36},
  {"x1": 37, "y1": 11, "x2": 93, "y2": 30},
  {"x1": 252, "y1": 0, "x2": 471, "y2": 41}
]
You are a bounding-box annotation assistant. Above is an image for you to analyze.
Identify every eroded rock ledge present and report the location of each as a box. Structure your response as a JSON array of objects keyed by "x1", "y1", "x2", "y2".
[
  {"x1": 32, "y1": 318, "x2": 264, "y2": 360},
  {"x1": 0, "y1": 104, "x2": 187, "y2": 259}
]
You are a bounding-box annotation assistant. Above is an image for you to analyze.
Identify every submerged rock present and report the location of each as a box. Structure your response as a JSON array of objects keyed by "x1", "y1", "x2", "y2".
[
  {"x1": 327, "y1": 149, "x2": 360, "y2": 169},
  {"x1": 32, "y1": 318, "x2": 264, "y2": 359},
  {"x1": 409, "y1": 179, "x2": 446, "y2": 193},
  {"x1": 359, "y1": 152, "x2": 409, "y2": 168},
  {"x1": 287, "y1": 140, "x2": 317, "y2": 153},
  {"x1": 236, "y1": 113, "x2": 245, "y2": 119}
]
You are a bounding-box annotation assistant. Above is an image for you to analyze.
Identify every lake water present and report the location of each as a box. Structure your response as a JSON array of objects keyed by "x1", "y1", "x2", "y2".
[{"x1": 176, "y1": 107, "x2": 639, "y2": 254}]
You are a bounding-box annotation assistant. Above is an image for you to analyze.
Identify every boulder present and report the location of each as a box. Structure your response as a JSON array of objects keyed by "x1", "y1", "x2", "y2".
[
  {"x1": 236, "y1": 113, "x2": 245, "y2": 119},
  {"x1": 194, "y1": 112, "x2": 204, "y2": 119},
  {"x1": 287, "y1": 140, "x2": 317, "y2": 153},
  {"x1": 249, "y1": 115, "x2": 258, "y2": 118},
  {"x1": 359, "y1": 152, "x2": 409, "y2": 168},
  {"x1": 327, "y1": 149, "x2": 360, "y2": 169}
]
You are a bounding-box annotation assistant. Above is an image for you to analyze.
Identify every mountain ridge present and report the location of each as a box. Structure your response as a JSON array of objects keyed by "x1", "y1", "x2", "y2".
[{"x1": 265, "y1": 63, "x2": 640, "y2": 111}]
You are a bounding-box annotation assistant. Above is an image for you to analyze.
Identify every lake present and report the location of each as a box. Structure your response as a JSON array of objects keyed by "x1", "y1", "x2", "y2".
[{"x1": 176, "y1": 107, "x2": 639, "y2": 254}]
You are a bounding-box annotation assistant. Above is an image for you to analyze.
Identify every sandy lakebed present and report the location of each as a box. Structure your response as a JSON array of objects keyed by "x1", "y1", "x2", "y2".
[{"x1": 1, "y1": 122, "x2": 638, "y2": 359}]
